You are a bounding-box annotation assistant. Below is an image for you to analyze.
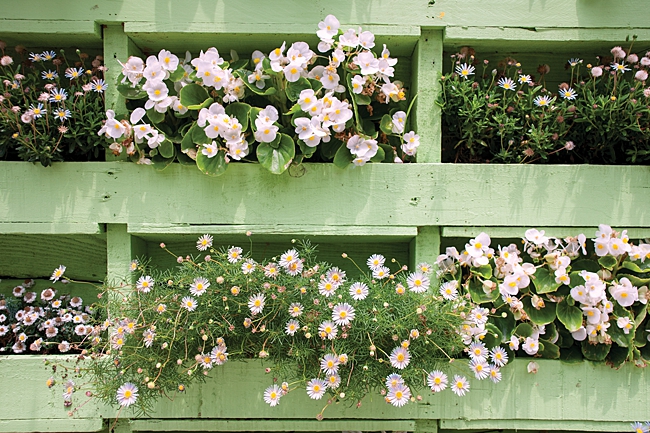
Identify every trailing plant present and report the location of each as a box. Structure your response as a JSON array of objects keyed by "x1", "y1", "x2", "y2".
[
  {"x1": 439, "y1": 44, "x2": 650, "y2": 164},
  {"x1": 46, "y1": 237, "x2": 509, "y2": 418},
  {"x1": 98, "y1": 15, "x2": 419, "y2": 175},
  {"x1": 0, "y1": 43, "x2": 107, "y2": 166},
  {"x1": 436, "y1": 225, "x2": 650, "y2": 367}
]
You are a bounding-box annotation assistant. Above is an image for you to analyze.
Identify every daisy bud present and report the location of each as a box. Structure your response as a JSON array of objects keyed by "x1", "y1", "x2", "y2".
[
  {"x1": 201, "y1": 334, "x2": 208, "y2": 341},
  {"x1": 177, "y1": 359, "x2": 183, "y2": 365},
  {"x1": 160, "y1": 243, "x2": 166, "y2": 248},
  {"x1": 246, "y1": 231, "x2": 252, "y2": 236},
  {"x1": 339, "y1": 392, "x2": 345, "y2": 399},
  {"x1": 341, "y1": 253, "x2": 348, "y2": 258},
  {"x1": 144, "y1": 377, "x2": 150, "y2": 382},
  {"x1": 147, "y1": 382, "x2": 155, "y2": 389},
  {"x1": 177, "y1": 256, "x2": 183, "y2": 263},
  {"x1": 216, "y1": 276, "x2": 224, "y2": 284}
]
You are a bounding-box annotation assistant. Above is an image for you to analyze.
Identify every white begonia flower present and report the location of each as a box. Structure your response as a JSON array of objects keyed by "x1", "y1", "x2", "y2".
[
  {"x1": 145, "y1": 96, "x2": 173, "y2": 113},
  {"x1": 248, "y1": 69, "x2": 270, "y2": 89},
  {"x1": 525, "y1": 228, "x2": 549, "y2": 246},
  {"x1": 157, "y1": 49, "x2": 179, "y2": 71},
  {"x1": 119, "y1": 56, "x2": 145, "y2": 85},
  {"x1": 320, "y1": 70, "x2": 341, "y2": 90},
  {"x1": 571, "y1": 327, "x2": 587, "y2": 341},
  {"x1": 169, "y1": 96, "x2": 188, "y2": 114},
  {"x1": 283, "y1": 62, "x2": 304, "y2": 82},
  {"x1": 522, "y1": 337, "x2": 539, "y2": 355},
  {"x1": 286, "y1": 42, "x2": 312, "y2": 65},
  {"x1": 133, "y1": 123, "x2": 153, "y2": 141},
  {"x1": 616, "y1": 317, "x2": 634, "y2": 334},
  {"x1": 391, "y1": 111, "x2": 406, "y2": 134},
  {"x1": 609, "y1": 237, "x2": 631, "y2": 256},
  {"x1": 269, "y1": 42, "x2": 286, "y2": 63},
  {"x1": 227, "y1": 140, "x2": 249, "y2": 161},
  {"x1": 381, "y1": 82, "x2": 399, "y2": 103},
  {"x1": 198, "y1": 103, "x2": 226, "y2": 127},
  {"x1": 330, "y1": 48, "x2": 345, "y2": 67},
  {"x1": 402, "y1": 131, "x2": 420, "y2": 156},
  {"x1": 339, "y1": 28, "x2": 359, "y2": 48},
  {"x1": 466, "y1": 233, "x2": 491, "y2": 258},
  {"x1": 251, "y1": 50, "x2": 265, "y2": 67},
  {"x1": 202, "y1": 141, "x2": 219, "y2": 158},
  {"x1": 147, "y1": 130, "x2": 165, "y2": 149},
  {"x1": 317, "y1": 15, "x2": 340, "y2": 41},
  {"x1": 143, "y1": 79, "x2": 169, "y2": 102},
  {"x1": 582, "y1": 306, "x2": 601, "y2": 324},
  {"x1": 351, "y1": 75, "x2": 366, "y2": 94},
  {"x1": 355, "y1": 51, "x2": 379, "y2": 75},
  {"x1": 358, "y1": 30, "x2": 375, "y2": 50},
  {"x1": 381, "y1": 44, "x2": 398, "y2": 66},
  {"x1": 99, "y1": 109, "x2": 129, "y2": 140},
  {"x1": 143, "y1": 55, "x2": 167, "y2": 82},
  {"x1": 610, "y1": 277, "x2": 638, "y2": 307}
]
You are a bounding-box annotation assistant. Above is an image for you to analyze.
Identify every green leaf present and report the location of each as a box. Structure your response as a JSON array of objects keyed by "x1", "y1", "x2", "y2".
[
  {"x1": 146, "y1": 108, "x2": 165, "y2": 124},
  {"x1": 559, "y1": 345, "x2": 584, "y2": 363},
  {"x1": 473, "y1": 265, "x2": 493, "y2": 280},
  {"x1": 538, "y1": 339, "x2": 560, "y2": 359},
  {"x1": 151, "y1": 153, "x2": 175, "y2": 171},
  {"x1": 181, "y1": 126, "x2": 196, "y2": 151},
  {"x1": 491, "y1": 306, "x2": 516, "y2": 342},
  {"x1": 307, "y1": 78, "x2": 323, "y2": 93},
  {"x1": 618, "y1": 273, "x2": 650, "y2": 287},
  {"x1": 581, "y1": 340, "x2": 611, "y2": 361},
  {"x1": 522, "y1": 298, "x2": 557, "y2": 325},
  {"x1": 556, "y1": 299, "x2": 583, "y2": 332},
  {"x1": 514, "y1": 323, "x2": 534, "y2": 338},
  {"x1": 196, "y1": 149, "x2": 228, "y2": 176},
  {"x1": 168, "y1": 64, "x2": 187, "y2": 82},
  {"x1": 180, "y1": 83, "x2": 210, "y2": 108},
  {"x1": 532, "y1": 268, "x2": 561, "y2": 294},
  {"x1": 361, "y1": 119, "x2": 377, "y2": 138},
  {"x1": 369, "y1": 146, "x2": 385, "y2": 163},
  {"x1": 249, "y1": 107, "x2": 262, "y2": 131},
  {"x1": 191, "y1": 123, "x2": 210, "y2": 146},
  {"x1": 333, "y1": 143, "x2": 354, "y2": 169},
  {"x1": 256, "y1": 133, "x2": 295, "y2": 174},
  {"x1": 467, "y1": 278, "x2": 500, "y2": 304},
  {"x1": 380, "y1": 114, "x2": 394, "y2": 135},
  {"x1": 238, "y1": 71, "x2": 277, "y2": 96},
  {"x1": 354, "y1": 94, "x2": 371, "y2": 106},
  {"x1": 189, "y1": 97, "x2": 214, "y2": 111},
  {"x1": 285, "y1": 103, "x2": 303, "y2": 116},
  {"x1": 608, "y1": 318, "x2": 634, "y2": 347},
  {"x1": 225, "y1": 102, "x2": 251, "y2": 131},
  {"x1": 482, "y1": 323, "x2": 503, "y2": 350},
  {"x1": 622, "y1": 260, "x2": 650, "y2": 273},
  {"x1": 608, "y1": 345, "x2": 631, "y2": 368},
  {"x1": 176, "y1": 151, "x2": 196, "y2": 165},
  {"x1": 116, "y1": 78, "x2": 147, "y2": 99},
  {"x1": 157, "y1": 138, "x2": 175, "y2": 159},
  {"x1": 286, "y1": 77, "x2": 311, "y2": 102},
  {"x1": 598, "y1": 255, "x2": 618, "y2": 271},
  {"x1": 297, "y1": 140, "x2": 317, "y2": 158},
  {"x1": 378, "y1": 143, "x2": 395, "y2": 162},
  {"x1": 319, "y1": 138, "x2": 343, "y2": 160},
  {"x1": 571, "y1": 259, "x2": 600, "y2": 273}
]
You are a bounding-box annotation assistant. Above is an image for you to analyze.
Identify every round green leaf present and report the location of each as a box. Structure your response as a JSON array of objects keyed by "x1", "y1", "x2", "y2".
[
  {"x1": 514, "y1": 322, "x2": 534, "y2": 338},
  {"x1": 196, "y1": 149, "x2": 228, "y2": 176},
  {"x1": 146, "y1": 108, "x2": 165, "y2": 124},
  {"x1": 556, "y1": 299, "x2": 583, "y2": 332},
  {"x1": 522, "y1": 298, "x2": 557, "y2": 325},
  {"x1": 532, "y1": 267, "x2": 561, "y2": 294},
  {"x1": 256, "y1": 133, "x2": 295, "y2": 174},
  {"x1": 156, "y1": 138, "x2": 175, "y2": 159},
  {"x1": 581, "y1": 340, "x2": 611, "y2": 361},
  {"x1": 538, "y1": 339, "x2": 560, "y2": 359},
  {"x1": 467, "y1": 278, "x2": 499, "y2": 304},
  {"x1": 333, "y1": 143, "x2": 354, "y2": 169},
  {"x1": 225, "y1": 102, "x2": 251, "y2": 131},
  {"x1": 491, "y1": 306, "x2": 516, "y2": 342},
  {"x1": 598, "y1": 255, "x2": 617, "y2": 271},
  {"x1": 180, "y1": 83, "x2": 210, "y2": 108},
  {"x1": 286, "y1": 77, "x2": 312, "y2": 102},
  {"x1": 608, "y1": 345, "x2": 631, "y2": 368},
  {"x1": 151, "y1": 152, "x2": 175, "y2": 171},
  {"x1": 622, "y1": 260, "x2": 650, "y2": 273}
]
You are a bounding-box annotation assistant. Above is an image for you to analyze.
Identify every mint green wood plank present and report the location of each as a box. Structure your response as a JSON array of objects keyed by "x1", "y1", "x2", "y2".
[
  {"x1": 440, "y1": 419, "x2": 636, "y2": 432},
  {"x1": 106, "y1": 224, "x2": 131, "y2": 284},
  {"x1": 128, "y1": 224, "x2": 417, "y2": 242},
  {"x1": 125, "y1": 24, "x2": 419, "y2": 57},
  {"x1": 412, "y1": 30, "x2": 442, "y2": 163},
  {"x1": 0, "y1": 418, "x2": 104, "y2": 433},
  {"x1": 431, "y1": 0, "x2": 650, "y2": 28},
  {"x1": 0, "y1": 234, "x2": 106, "y2": 281},
  {"x1": 0, "y1": 223, "x2": 102, "y2": 235},
  {"x1": 444, "y1": 27, "x2": 650, "y2": 53},
  {"x1": 103, "y1": 25, "x2": 131, "y2": 117},
  {"x1": 442, "y1": 227, "x2": 650, "y2": 240},
  {"x1": 0, "y1": 20, "x2": 102, "y2": 49},
  {"x1": 0, "y1": 162, "x2": 648, "y2": 228},
  {"x1": 130, "y1": 419, "x2": 416, "y2": 431},
  {"x1": 410, "y1": 227, "x2": 440, "y2": 269}
]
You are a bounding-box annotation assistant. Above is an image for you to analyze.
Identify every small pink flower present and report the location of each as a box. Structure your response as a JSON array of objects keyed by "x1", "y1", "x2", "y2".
[
  {"x1": 635, "y1": 70, "x2": 648, "y2": 81},
  {"x1": 591, "y1": 66, "x2": 603, "y2": 77}
]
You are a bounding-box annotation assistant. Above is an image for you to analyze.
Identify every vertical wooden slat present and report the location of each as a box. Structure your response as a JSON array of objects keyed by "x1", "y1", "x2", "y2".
[
  {"x1": 105, "y1": 223, "x2": 131, "y2": 286},
  {"x1": 409, "y1": 226, "x2": 441, "y2": 278},
  {"x1": 411, "y1": 29, "x2": 443, "y2": 163}
]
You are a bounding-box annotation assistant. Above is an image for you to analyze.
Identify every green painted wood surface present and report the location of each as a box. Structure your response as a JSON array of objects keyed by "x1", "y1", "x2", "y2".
[
  {"x1": 1, "y1": 0, "x2": 649, "y2": 30},
  {"x1": 0, "y1": 223, "x2": 103, "y2": 235},
  {"x1": 0, "y1": 162, "x2": 647, "y2": 228},
  {"x1": 0, "y1": 357, "x2": 647, "y2": 431}
]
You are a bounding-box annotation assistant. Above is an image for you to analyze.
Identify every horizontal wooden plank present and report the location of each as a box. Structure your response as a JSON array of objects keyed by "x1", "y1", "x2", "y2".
[
  {"x1": 0, "y1": 223, "x2": 103, "y2": 235},
  {"x1": 0, "y1": 162, "x2": 648, "y2": 229},
  {"x1": 130, "y1": 419, "x2": 416, "y2": 432},
  {"x1": 126, "y1": 24, "x2": 419, "y2": 57},
  {"x1": 0, "y1": 419, "x2": 104, "y2": 433},
  {"x1": 0, "y1": 20, "x2": 102, "y2": 49},
  {"x1": 3, "y1": 0, "x2": 650, "y2": 30},
  {"x1": 129, "y1": 224, "x2": 417, "y2": 241},
  {"x1": 441, "y1": 226, "x2": 650, "y2": 240},
  {"x1": 440, "y1": 419, "x2": 634, "y2": 432},
  {"x1": 444, "y1": 26, "x2": 650, "y2": 52}
]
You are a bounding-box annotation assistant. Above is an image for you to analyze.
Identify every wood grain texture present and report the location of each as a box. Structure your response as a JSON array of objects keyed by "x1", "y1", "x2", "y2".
[{"x1": 0, "y1": 162, "x2": 647, "y2": 228}]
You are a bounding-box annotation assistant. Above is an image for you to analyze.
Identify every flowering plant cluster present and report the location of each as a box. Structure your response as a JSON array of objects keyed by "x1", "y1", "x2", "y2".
[
  {"x1": 46, "y1": 236, "x2": 517, "y2": 417},
  {"x1": 98, "y1": 15, "x2": 419, "y2": 175},
  {"x1": 436, "y1": 225, "x2": 650, "y2": 367},
  {"x1": 439, "y1": 44, "x2": 650, "y2": 164},
  {"x1": 0, "y1": 273, "x2": 100, "y2": 355},
  {"x1": 0, "y1": 42, "x2": 107, "y2": 166}
]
